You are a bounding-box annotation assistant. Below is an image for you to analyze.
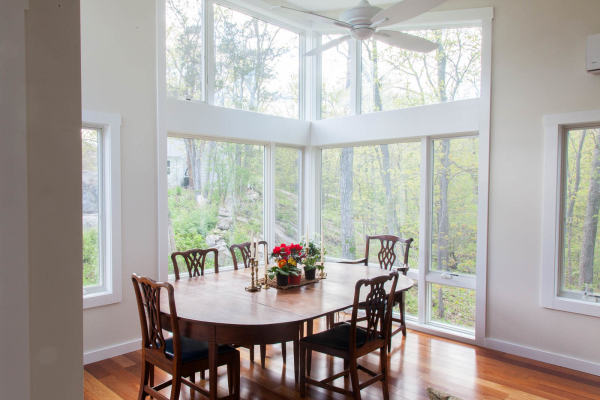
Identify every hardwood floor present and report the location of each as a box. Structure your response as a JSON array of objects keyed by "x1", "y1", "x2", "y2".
[{"x1": 84, "y1": 319, "x2": 600, "y2": 400}]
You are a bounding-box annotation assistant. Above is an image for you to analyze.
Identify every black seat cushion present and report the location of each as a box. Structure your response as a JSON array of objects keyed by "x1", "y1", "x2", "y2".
[
  {"x1": 301, "y1": 323, "x2": 380, "y2": 351},
  {"x1": 164, "y1": 336, "x2": 236, "y2": 363}
]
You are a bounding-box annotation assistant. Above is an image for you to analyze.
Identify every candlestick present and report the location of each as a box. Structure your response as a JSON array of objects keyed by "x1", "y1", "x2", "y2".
[{"x1": 245, "y1": 256, "x2": 261, "y2": 292}]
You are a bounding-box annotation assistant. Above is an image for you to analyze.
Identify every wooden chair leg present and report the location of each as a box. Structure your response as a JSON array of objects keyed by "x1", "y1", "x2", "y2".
[
  {"x1": 249, "y1": 345, "x2": 254, "y2": 362},
  {"x1": 235, "y1": 354, "x2": 241, "y2": 399},
  {"x1": 349, "y1": 358, "x2": 362, "y2": 400},
  {"x1": 170, "y1": 374, "x2": 182, "y2": 400},
  {"x1": 293, "y1": 337, "x2": 300, "y2": 384},
  {"x1": 260, "y1": 344, "x2": 266, "y2": 368},
  {"x1": 200, "y1": 370, "x2": 205, "y2": 380},
  {"x1": 149, "y1": 364, "x2": 154, "y2": 388},
  {"x1": 299, "y1": 345, "x2": 306, "y2": 398},
  {"x1": 380, "y1": 347, "x2": 390, "y2": 400},
  {"x1": 281, "y1": 342, "x2": 287, "y2": 364},
  {"x1": 306, "y1": 319, "x2": 313, "y2": 376},
  {"x1": 138, "y1": 361, "x2": 151, "y2": 400},
  {"x1": 190, "y1": 373, "x2": 196, "y2": 398},
  {"x1": 344, "y1": 359, "x2": 350, "y2": 371},
  {"x1": 227, "y1": 362, "x2": 234, "y2": 394}
]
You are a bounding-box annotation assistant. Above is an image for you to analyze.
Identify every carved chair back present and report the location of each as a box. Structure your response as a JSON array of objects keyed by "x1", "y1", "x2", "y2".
[
  {"x1": 365, "y1": 235, "x2": 414, "y2": 275},
  {"x1": 349, "y1": 271, "x2": 399, "y2": 353},
  {"x1": 230, "y1": 241, "x2": 268, "y2": 270},
  {"x1": 171, "y1": 248, "x2": 219, "y2": 280},
  {"x1": 131, "y1": 273, "x2": 181, "y2": 363}
]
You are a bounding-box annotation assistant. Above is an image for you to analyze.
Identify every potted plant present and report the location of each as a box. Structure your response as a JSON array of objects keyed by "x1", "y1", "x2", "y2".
[
  {"x1": 268, "y1": 243, "x2": 304, "y2": 286},
  {"x1": 303, "y1": 235, "x2": 325, "y2": 280}
]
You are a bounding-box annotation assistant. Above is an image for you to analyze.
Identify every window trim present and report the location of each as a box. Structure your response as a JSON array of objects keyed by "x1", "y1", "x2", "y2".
[
  {"x1": 542, "y1": 109, "x2": 600, "y2": 317},
  {"x1": 82, "y1": 110, "x2": 122, "y2": 309}
]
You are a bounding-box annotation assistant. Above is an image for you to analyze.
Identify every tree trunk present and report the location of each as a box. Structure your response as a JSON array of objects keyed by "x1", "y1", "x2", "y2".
[
  {"x1": 380, "y1": 144, "x2": 396, "y2": 236},
  {"x1": 566, "y1": 131, "x2": 587, "y2": 287},
  {"x1": 435, "y1": 30, "x2": 448, "y2": 103},
  {"x1": 371, "y1": 41, "x2": 382, "y2": 112},
  {"x1": 437, "y1": 139, "x2": 451, "y2": 271},
  {"x1": 192, "y1": 142, "x2": 201, "y2": 192},
  {"x1": 438, "y1": 286, "x2": 445, "y2": 319},
  {"x1": 579, "y1": 135, "x2": 600, "y2": 288},
  {"x1": 340, "y1": 147, "x2": 355, "y2": 259},
  {"x1": 184, "y1": 138, "x2": 195, "y2": 189},
  {"x1": 167, "y1": 210, "x2": 177, "y2": 255}
]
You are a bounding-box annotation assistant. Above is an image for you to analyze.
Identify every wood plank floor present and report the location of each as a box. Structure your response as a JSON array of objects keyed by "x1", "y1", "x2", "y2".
[{"x1": 84, "y1": 319, "x2": 600, "y2": 400}]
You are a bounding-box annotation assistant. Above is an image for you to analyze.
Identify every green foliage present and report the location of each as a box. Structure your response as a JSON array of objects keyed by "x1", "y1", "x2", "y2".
[
  {"x1": 83, "y1": 227, "x2": 100, "y2": 287},
  {"x1": 430, "y1": 284, "x2": 475, "y2": 329}
]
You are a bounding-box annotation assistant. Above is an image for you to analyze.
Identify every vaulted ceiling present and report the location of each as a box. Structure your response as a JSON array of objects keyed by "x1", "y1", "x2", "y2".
[{"x1": 269, "y1": 0, "x2": 396, "y2": 14}]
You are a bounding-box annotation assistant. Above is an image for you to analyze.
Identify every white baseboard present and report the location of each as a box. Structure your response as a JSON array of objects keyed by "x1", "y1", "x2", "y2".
[
  {"x1": 485, "y1": 338, "x2": 600, "y2": 376},
  {"x1": 84, "y1": 339, "x2": 142, "y2": 365}
]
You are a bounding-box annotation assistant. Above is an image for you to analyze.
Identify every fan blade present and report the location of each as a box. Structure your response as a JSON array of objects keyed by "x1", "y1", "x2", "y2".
[
  {"x1": 371, "y1": 0, "x2": 448, "y2": 28},
  {"x1": 303, "y1": 35, "x2": 351, "y2": 57},
  {"x1": 374, "y1": 31, "x2": 439, "y2": 53},
  {"x1": 272, "y1": 6, "x2": 352, "y2": 29}
]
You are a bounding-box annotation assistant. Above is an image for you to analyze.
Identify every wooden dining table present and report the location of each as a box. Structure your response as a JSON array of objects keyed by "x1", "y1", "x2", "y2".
[{"x1": 160, "y1": 262, "x2": 414, "y2": 400}]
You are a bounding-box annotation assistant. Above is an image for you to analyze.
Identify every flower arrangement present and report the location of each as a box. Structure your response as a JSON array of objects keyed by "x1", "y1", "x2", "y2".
[{"x1": 267, "y1": 243, "x2": 304, "y2": 280}]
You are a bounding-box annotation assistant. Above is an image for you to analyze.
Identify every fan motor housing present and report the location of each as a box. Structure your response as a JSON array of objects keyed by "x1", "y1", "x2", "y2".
[{"x1": 339, "y1": 1, "x2": 383, "y2": 26}]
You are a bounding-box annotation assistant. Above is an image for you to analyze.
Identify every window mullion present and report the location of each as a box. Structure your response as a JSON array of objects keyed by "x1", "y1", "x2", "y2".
[
  {"x1": 418, "y1": 137, "x2": 430, "y2": 325},
  {"x1": 205, "y1": 0, "x2": 215, "y2": 105}
]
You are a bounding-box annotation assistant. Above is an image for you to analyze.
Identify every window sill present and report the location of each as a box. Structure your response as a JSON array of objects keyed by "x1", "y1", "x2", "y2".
[
  {"x1": 83, "y1": 289, "x2": 122, "y2": 309},
  {"x1": 542, "y1": 295, "x2": 600, "y2": 318}
]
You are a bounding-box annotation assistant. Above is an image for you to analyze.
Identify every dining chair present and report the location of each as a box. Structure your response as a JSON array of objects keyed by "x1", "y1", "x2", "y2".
[
  {"x1": 229, "y1": 240, "x2": 267, "y2": 270},
  {"x1": 171, "y1": 248, "x2": 219, "y2": 280},
  {"x1": 299, "y1": 271, "x2": 399, "y2": 400},
  {"x1": 230, "y1": 240, "x2": 287, "y2": 368},
  {"x1": 339, "y1": 235, "x2": 414, "y2": 351},
  {"x1": 131, "y1": 273, "x2": 239, "y2": 400}
]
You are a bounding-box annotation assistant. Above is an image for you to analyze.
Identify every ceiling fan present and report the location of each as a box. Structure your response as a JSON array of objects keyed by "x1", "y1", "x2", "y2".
[{"x1": 272, "y1": 0, "x2": 448, "y2": 57}]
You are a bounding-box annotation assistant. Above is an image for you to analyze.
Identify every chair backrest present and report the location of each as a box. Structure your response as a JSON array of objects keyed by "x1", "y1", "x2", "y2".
[
  {"x1": 171, "y1": 248, "x2": 219, "y2": 280},
  {"x1": 365, "y1": 235, "x2": 414, "y2": 274},
  {"x1": 230, "y1": 240, "x2": 268, "y2": 270},
  {"x1": 131, "y1": 273, "x2": 181, "y2": 363},
  {"x1": 349, "y1": 271, "x2": 399, "y2": 352}
]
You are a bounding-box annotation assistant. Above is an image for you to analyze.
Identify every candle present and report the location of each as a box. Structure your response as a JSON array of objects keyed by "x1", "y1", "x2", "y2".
[
  {"x1": 250, "y1": 232, "x2": 254, "y2": 258},
  {"x1": 306, "y1": 224, "x2": 309, "y2": 249},
  {"x1": 264, "y1": 243, "x2": 268, "y2": 269}
]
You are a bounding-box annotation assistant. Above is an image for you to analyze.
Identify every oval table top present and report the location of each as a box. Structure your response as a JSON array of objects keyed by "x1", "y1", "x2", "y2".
[{"x1": 163, "y1": 262, "x2": 414, "y2": 327}]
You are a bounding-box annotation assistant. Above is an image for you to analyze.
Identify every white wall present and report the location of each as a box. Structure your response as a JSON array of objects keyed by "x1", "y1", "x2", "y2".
[
  {"x1": 0, "y1": 2, "x2": 30, "y2": 399},
  {"x1": 26, "y1": 0, "x2": 85, "y2": 398},
  {"x1": 81, "y1": 0, "x2": 159, "y2": 355}
]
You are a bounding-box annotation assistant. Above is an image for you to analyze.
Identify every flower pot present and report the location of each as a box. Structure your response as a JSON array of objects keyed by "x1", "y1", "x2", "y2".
[
  {"x1": 276, "y1": 274, "x2": 289, "y2": 286},
  {"x1": 289, "y1": 274, "x2": 302, "y2": 285},
  {"x1": 304, "y1": 267, "x2": 316, "y2": 280}
]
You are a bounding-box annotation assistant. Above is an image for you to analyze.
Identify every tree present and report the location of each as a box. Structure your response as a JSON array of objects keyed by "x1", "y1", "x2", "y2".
[
  {"x1": 579, "y1": 132, "x2": 600, "y2": 288},
  {"x1": 340, "y1": 147, "x2": 355, "y2": 259}
]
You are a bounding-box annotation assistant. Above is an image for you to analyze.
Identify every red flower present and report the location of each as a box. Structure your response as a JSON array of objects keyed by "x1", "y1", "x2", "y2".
[
  {"x1": 273, "y1": 246, "x2": 281, "y2": 254},
  {"x1": 293, "y1": 244, "x2": 303, "y2": 251}
]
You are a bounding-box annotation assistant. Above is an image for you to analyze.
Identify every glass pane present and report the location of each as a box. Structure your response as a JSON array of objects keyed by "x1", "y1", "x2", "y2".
[
  {"x1": 167, "y1": 137, "x2": 264, "y2": 274},
  {"x1": 361, "y1": 27, "x2": 482, "y2": 113},
  {"x1": 429, "y1": 283, "x2": 475, "y2": 330},
  {"x1": 431, "y1": 137, "x2": 479, "y2": 275},
  {"x1": 166, "y1": 0, "x2": 204, "y2": 101},
  {"x1": 214, "y1": 4, "x2": 299, "y2": 118},
  {"x1": 82, "y1": 128, "x2": 101, "y2": 288},
  {"x1": 320, "y1": 34, "x2": 351, "y2": 119},
  {"x1": 405, "y1": 281, "x2": 418, "y2": 317},
  {"x1": 275, "y1": 147, "x2": 300, "y2": 244},
  {"x1": 562, "y1": 128, "x2": 600, "y2": 299},
  {"x1": 321, "y1": 142, "x2": 421, "y2": 268}
]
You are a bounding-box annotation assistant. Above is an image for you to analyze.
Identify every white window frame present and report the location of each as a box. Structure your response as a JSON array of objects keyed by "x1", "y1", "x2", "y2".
[
  {"x1": 82, "y1": 110, "x2": 122, "y2": 309},
  {"x1": 542, "y1": 109, "x2": 600, "y2": 318}
]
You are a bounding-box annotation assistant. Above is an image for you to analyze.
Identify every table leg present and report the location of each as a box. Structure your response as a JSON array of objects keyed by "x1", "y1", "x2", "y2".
[
  {"x1": 294, "y1": 329, "x2": 300, "y2": 384},
  {"x1": 209, "y1": 341, "x2": 218, "y2": 400},
  {"x1": 306, "y1": 319, "x2": 313, "y2": 376}
]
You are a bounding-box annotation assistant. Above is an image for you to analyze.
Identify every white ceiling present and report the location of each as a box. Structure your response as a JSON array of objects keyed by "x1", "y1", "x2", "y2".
[{"x1": 268, "y1": 0, "x2": 395, "y2": 14}]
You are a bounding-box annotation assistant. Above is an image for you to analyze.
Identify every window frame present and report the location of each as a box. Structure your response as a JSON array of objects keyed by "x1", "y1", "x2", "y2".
[
  {"x1": 542, "y1": 109, "x2": 600, "y2": 318},
  {"x1": 82, "y1": 110, "x2": 122, "y2": 309}
]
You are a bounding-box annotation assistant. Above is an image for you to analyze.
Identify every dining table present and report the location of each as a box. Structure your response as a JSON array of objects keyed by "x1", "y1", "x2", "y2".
[{"x1": 160, "y1": 261, "x2": 414, "y2": 400}]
